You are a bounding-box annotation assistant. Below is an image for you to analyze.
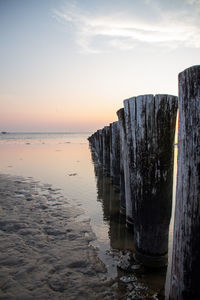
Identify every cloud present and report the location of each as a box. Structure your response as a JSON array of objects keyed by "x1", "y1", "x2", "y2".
[
  {"x1": 55, "y1": 0, "x2": 200, "y2": 53},
  {"x1": 186, "y1": 0, "x2": 200, "y2": 4}
]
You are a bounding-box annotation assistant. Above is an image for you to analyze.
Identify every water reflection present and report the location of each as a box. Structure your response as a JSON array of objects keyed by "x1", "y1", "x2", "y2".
[
  {"x1": 90, "y1": 146, "x2": 167, "y2": 299},
  {"x1": 90, "y1": 147, "x2": 134, "y2": 251},
  {"x1": 89, "y1": 113, "x2": 179, "y2": 297}
]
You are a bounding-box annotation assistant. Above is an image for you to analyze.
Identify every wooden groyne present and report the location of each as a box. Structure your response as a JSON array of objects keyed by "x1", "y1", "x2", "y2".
[
  {"x1": 89, "y1": 65, "x2": 200, "y2": 284},
  {"x1": 168, "y1": 65, "x2": 200, "y2": 299},
  {"x1": 89, "y1": 93, "x2": 178, "y2": 267}
]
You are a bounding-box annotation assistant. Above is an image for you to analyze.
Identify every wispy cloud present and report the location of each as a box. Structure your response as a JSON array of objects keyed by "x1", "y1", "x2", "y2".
[
  {"x1": 55, "y1": 0, "x2": 200, "y2": 53},
  {"x1": 186, "y1": 0, "x2": 200, "y2": 5}
]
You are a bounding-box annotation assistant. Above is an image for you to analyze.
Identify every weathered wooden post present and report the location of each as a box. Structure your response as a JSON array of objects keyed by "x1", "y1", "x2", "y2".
[
  {"x1": 89, "y1": 132, "x2": 96, "y2": 151},
  {"x1": 123, "y1": 97, "x2": 136, "y2": 225},
  {"x1": 97, "y1": 129, "x2": 103, "y2": 164},
  {"x1": 116, "y1": 109, "x2": 126, "y2": 216},
  {"x1": 168, "y1": 65, "x2": 200, "y2": 299},
  {"x1": 102, "y1": 126, "x2": 110, "y2": 175},
  {"x1": 117, "y1": 108, "x2": 133, "y2": 226},
  {"x1": 88, "y1": 134, "x2": 94, "y2": 146},
  {"x1": 110, "y1": 121, "x2": 120, "y2": 190},
  {"x1": 131, "y1": 94, "x2": 178, "y2": 267}
]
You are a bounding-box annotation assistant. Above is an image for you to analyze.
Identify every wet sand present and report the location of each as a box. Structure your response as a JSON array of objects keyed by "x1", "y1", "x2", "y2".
[
  {"x1": 0, "y1": 174, "x2": 117, "y2": 300},
  {"x1": 0, "y1": 173, "x2": 165, "y2": 300}
]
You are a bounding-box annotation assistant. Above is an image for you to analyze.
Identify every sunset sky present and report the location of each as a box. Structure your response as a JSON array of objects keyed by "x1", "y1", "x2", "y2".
[{"x1": 1, "y1": 0, "x2": 200, "y2": 132}]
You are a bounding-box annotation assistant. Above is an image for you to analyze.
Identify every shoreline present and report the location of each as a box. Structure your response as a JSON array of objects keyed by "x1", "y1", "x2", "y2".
[{"x1": 0, "y1": 173, "x2": 117, "y2": 299}]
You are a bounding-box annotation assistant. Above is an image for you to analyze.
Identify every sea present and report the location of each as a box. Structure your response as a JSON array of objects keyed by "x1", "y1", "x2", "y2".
[{"x1": 0, "y1": 132, "x2": 177, "y2": 297}]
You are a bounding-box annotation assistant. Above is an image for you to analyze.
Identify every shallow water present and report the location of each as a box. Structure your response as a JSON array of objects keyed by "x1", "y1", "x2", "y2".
[{"x1": 0, "y1": 132, "x2": 176, "y2": 298}]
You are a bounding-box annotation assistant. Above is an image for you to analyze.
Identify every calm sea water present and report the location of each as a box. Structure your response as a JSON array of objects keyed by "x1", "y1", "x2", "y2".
[{"x1": 0, "y1": 132, "x2": 177, "y2": 295}]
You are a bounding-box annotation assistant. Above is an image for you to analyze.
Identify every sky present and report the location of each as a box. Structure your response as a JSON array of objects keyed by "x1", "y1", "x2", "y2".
[{"x1": 0, "y1": 0, "x2": 200, "y2": 132}]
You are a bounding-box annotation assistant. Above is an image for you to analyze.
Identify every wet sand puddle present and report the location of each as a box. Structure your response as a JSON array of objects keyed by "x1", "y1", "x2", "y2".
[{"x1": 0, "y1": 133, "x2": 170, "y2": 299}]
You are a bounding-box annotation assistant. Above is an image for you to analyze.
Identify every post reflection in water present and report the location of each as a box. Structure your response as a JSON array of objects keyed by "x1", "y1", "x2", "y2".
[
  {"x1": 90, "y1": 145, "x2": 167, "y2": 299},
  {"x1": 90, "y1": 146, "x2": 134, "y2": 252}
]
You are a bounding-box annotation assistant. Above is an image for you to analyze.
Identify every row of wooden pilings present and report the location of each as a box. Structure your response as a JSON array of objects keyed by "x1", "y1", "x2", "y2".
[{"x1": 88, "y1": 65, "x2": 200, "y2": 300}]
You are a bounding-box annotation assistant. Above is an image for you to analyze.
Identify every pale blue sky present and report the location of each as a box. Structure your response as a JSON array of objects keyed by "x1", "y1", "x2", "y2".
[{"x1": 0, "y1": 0, "x2": 199, "y2": 131}]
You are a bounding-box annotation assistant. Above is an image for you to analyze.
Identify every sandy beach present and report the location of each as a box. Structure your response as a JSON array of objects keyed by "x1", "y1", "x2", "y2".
[{"x1": 0, "y1": 174, "x2": 118, "y2": 300}]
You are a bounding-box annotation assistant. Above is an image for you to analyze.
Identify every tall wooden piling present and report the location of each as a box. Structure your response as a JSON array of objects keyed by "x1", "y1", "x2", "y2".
[
  {"x1": 97, "y1": 129, "x2": 103, "y2": 164},
  {"x1": 123, "y1": 97, "x2": 136, "y2": 225},
  {"x1": 117, "y1": 108, "x2": 133, "y2": 225},
  {"x1": 102, "y1": 126, "x2": 110, "y2": 175},
  {"x1": 168, "y1": 65, "x2": 200, "y2": 299},
  {"x1": 131, "y1": 94, "x2": 178, "y2": 267},
  {"x1": 116, "y1": 109, "x2": 126, "y2": 215},
  {"x1": 110, "y1": 121, "x2": 120, "y2": 190},
  {"x1": 88, "y1": 129, "x2": 103, "y2": 164}
]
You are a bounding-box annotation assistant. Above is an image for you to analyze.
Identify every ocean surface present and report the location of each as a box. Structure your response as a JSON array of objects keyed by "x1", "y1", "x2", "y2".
[{"x1": 0, "y1": 132, "x2": 177, "y2": 296}]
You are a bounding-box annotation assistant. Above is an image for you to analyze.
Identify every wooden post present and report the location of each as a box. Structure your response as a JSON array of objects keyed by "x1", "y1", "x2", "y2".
[
  {"x1": 97, "y1": 129, "x2": 103, "y2": 164},
  {"x1": 110, "y1": 121, "x2": 120, "y2": 190},
  {"x1": 88, "y1": 129, "x2": 103, "y2": 164},
  {"x1": 102, "y1": 126, "x2": 110, "y2": 175},
  {"x1": 123, "y1": 97, "x2": 136, "y2": 225},
  {"x1": 168, "y1": 65, "x2": 200, "y2": 299},
  {"x1": 117, "y1": 108, "x2": 133, "y2": 225},
  {"x1": 116, "y1": 109, "x2": 126, "y2": 216},
  {"x1": 131, "y1": 94, "x2": 178, "y2": 267}
]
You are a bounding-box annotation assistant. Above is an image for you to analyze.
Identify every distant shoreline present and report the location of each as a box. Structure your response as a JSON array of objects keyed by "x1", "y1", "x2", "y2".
[{"x1": 1, "y1": 131, "x2": 93, "y2": 134}]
